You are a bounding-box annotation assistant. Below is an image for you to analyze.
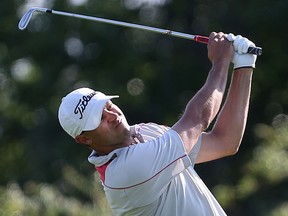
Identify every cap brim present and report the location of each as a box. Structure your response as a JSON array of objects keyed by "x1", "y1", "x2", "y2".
[{"x1": 82, "y1": 95, "x2": 119, "y2": 132}]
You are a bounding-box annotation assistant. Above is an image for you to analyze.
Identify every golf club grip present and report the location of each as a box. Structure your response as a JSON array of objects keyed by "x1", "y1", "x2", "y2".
[{"x1": 194, "y1": 35, "x2": 262, "y2": 56}]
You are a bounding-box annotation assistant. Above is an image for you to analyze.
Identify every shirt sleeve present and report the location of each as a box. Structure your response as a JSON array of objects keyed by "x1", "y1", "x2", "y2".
[
  {"x1": 104, "y1": 129, "x2": 192, "y2": 206},
  {"x1": 188, "y1": 135, "x2": 202, "y2": 167}
]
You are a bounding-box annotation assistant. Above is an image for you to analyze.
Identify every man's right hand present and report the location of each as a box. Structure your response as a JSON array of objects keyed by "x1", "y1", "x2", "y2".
[{"x1": 207, "y1": 32, "x2": 234, "y2": 66}]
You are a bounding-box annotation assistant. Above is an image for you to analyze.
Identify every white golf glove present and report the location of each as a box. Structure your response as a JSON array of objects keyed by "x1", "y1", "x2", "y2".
[{"x1": 227, "y1": 33, "x2": 257, "y2": 69}]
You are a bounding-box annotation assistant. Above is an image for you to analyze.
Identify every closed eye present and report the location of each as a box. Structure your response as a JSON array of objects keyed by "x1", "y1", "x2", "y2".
[{"x1": 106, "y1": 101, "x2": 114, "y2": 111}]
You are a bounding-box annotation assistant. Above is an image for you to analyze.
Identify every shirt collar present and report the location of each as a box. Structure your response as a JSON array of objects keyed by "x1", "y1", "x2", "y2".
[{"x1": 88, "y1": 150, "x2": 118, "y2": 167}]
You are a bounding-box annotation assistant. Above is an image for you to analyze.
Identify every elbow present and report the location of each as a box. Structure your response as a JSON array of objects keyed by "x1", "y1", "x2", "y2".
[
  {"x1": 225, "y1": 139, "x2": 242, "y2": 156},
  {"x1": 202, "y1": 118, "x2": 211, "y2": 131},
  {"x1": 211, "y1": 124, "x2": 245, "y2": 156},
  {"x1": 212, "y1": 129, "x2": 243, "y2": 156},
  {"x1": 201, "y1": 108, "x2": 216, "y2": 131},
  {"x1": 228, "y1": 145, "x2": 240, "y2": 155}
]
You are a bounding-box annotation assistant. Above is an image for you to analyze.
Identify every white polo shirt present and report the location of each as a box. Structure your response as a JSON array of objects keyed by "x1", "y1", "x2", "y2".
[{"x1": 88, "y1": 123, "x2": 226, "y2": 216}]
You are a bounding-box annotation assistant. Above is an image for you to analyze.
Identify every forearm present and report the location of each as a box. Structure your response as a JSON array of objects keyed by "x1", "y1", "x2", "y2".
[
  {"x1": 173, "y1": 61, "x2": 230, "y2": 153},
  {"x1": 187, "y1": 61, "x2": 229, "y2": 130},
  {"x1": 211, "y1": 68, "x2": 253, "y2": 152}
]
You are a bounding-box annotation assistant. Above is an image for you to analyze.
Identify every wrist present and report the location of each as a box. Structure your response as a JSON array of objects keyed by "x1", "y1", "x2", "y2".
[
  {"x1": 212, "y1": 60, "x2": 231, "y2": 71},
  {"x1": 232, "y1": 53, "x2": 257, "y2": 70},
  {"x1": 233, "y1": 67, "x2": 254, "y2": 73},
  {"x1": 209, "y1": 61, "x2": 230, "y2": 82}
]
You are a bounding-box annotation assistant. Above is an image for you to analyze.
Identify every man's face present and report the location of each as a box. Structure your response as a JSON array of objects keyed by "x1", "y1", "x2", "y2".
[{"x1": 78, "y1": 100, "x2": 132, "y2": 154}]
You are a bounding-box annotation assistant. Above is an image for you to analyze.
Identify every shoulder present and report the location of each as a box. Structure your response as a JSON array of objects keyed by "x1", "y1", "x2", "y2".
[{"x1": 133, "y1": 122, "x2": 170, "y2": 141}]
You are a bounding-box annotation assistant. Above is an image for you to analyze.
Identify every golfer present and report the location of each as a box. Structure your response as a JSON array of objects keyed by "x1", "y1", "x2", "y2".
[{"x1": 58, "y1": 32, "x2": 257, "y2": 216}]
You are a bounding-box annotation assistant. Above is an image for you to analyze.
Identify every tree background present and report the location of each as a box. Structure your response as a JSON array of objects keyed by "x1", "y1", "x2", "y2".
[{"x1": 0, "y1": 0, "x2": 287, "y2": 215}]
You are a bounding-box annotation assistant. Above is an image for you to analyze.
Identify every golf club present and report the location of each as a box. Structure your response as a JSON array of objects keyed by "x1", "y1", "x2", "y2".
[{"x1": 18, "y1": 7, "x2": 262, "y2": 56}]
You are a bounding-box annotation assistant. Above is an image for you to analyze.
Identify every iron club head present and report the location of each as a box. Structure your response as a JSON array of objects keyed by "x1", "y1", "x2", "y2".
[{"x1": 18, "y1": 7, "x2": 50, "y2": 30}]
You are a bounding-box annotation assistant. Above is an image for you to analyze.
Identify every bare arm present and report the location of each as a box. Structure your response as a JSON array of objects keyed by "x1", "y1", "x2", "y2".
[
  {"x1": 172, "y1": 32, "x2": 233, "y2": 153},
  {"x1": 196, "y1": 68, "x2": 253, "y2": 163}
]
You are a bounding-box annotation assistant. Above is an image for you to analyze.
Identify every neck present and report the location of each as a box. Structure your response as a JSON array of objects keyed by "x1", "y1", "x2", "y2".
[{"x1": 92, "y1": 136, "x2": 135, "y2": 156}]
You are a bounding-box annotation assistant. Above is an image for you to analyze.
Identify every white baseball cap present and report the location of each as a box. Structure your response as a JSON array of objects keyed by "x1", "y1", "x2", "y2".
[{"x1": 58, "y1": 87, "x2": 119, "y2": 138}]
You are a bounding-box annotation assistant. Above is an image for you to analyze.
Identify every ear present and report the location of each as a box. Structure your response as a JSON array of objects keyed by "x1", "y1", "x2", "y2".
[{"x1": 75, "y1": 134, "x2": 92, "y2": 146}]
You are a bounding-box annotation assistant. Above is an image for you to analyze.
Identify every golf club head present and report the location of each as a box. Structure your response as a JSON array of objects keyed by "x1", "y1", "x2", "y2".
[{"x1": 18, "y1": 7, "x2": 48, "y2": 30}]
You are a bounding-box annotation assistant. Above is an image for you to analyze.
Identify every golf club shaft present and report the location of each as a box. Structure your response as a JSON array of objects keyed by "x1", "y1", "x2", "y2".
[
  {"x1": 49, "y1": 9, "x2": 208, "y2": 42},
  {"x1": 19, "y1": 8, "x2": 262, "y2": 55}
]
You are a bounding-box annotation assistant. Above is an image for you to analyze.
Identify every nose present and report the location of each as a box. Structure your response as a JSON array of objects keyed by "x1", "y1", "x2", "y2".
[{"x1": 102, "y1": 109, "x2": 118, "y2": 122}]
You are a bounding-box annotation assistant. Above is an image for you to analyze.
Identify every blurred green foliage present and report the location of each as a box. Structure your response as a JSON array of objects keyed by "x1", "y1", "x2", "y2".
[
  {"x1": 0, "y1": 0, "x2": 288, "y2": 215},
  {"x1": 0, "y1": 166, "x2": 112, "y2": 216}
]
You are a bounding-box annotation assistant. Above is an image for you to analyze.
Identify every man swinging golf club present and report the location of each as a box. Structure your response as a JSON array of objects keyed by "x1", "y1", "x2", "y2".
[{"x1": 58, "y1": 32, "x2": 257, "y2": 216}]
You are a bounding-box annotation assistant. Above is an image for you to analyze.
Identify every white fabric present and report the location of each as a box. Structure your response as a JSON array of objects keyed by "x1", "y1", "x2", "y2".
[
  {"x1": 88, "y1": 123, "x2": 226, "y2": 216},
  {"x1": 226, "y1": 33, "x2": 257, "y2": 69}
]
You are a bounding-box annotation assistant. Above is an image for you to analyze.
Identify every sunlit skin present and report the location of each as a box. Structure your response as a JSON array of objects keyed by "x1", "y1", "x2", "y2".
[
  {"x1": 75, "y1": 101, "x2": 133, "y2": 155},
  {"x1": 74, "y1": 32, "x2": 253, "y2": 164}
]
